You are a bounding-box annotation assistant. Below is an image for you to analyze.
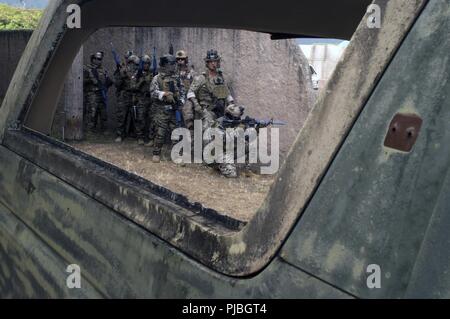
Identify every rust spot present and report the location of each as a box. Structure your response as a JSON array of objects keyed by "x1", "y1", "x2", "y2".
[{"x1": 384, "y1": 113, "x2": 422, "y2": 152}]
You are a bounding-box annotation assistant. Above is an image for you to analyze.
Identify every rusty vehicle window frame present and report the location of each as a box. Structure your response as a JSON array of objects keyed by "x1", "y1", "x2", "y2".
[{"x1": 0, "y1": 0, "x2": 428, "y2": 277}]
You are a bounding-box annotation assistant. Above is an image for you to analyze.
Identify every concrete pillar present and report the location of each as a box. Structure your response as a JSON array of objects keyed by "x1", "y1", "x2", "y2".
[{"x1": 63, "y1": 46, "x2": 84, "y2": 140}]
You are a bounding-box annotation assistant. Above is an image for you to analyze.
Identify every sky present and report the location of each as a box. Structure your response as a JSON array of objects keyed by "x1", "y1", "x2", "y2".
[
  {"x1": 0, "y1": 0, "x2": 48, "y2": 9},
  {"x1": 297, "y1": 38, "x2": 347, "y2": 45}
]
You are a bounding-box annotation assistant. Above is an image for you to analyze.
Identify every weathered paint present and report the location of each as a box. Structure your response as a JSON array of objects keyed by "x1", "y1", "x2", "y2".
[
  {"x1": 281, "y1": 0, "x2": 450, "y2": 299},
  {"x1": 0, "y1": 146, "x2": 348, "y2": 298},
  {"x1": 0, "y1": 202, "x2": 102, "y2": 298}
]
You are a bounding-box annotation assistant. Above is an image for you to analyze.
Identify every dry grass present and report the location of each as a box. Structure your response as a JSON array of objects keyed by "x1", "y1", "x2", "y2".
[{"x1": 69, "y1": 132, "x2": 276, "y2": 221}]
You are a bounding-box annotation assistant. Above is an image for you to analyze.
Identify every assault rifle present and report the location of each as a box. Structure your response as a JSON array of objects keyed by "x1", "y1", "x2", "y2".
[
  {"x1": 152, "y1": 47, "x2": 158, "y2": 76},
  {"x1": 168, "y1": 80, "x2": 184, "y2": 128},
  {"x1": 110, "y1": 42, "x2": 121, "y2": 70},
  {"x1": 136, "y1": 50, "x2": 144, "y2": 79},
  {"x1": 222, "y1": 116, "x2": 286, "y2": 128}
]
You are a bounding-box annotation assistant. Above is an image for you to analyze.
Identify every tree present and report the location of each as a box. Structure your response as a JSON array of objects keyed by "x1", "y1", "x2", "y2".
[{"x1": 0, "y1": 3, "x2": 42, "y2": 30}]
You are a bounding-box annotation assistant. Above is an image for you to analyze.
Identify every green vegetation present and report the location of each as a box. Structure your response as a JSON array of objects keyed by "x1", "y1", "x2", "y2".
[{"x1": 0, "y1": 3, "x2": 42, "y2": 30}]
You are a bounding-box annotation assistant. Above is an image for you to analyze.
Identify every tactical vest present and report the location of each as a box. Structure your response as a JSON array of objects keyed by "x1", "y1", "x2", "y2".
[
  {"x1": 154, "y1": 74, "x2": 181, "y2": 107},
  {"x1": 133, "y1": 72, "x2": 152, "y2": 98},
  {"x1": 197, "y1": 72, "x2": 230, "y2": 110},
  {"x1": 84, "y1": 64, "x2": 109, "y2": 93},
  {"x1": 114, "y1": 67, "x2": 134, "y2": 93},
  {"x1": 179, "y1": 69, "x2": 194, "y2": 92}
]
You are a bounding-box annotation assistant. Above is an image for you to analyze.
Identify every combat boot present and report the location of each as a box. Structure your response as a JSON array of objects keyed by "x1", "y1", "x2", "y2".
[
  {"x1": 137, "y1": 138, "x2": 145, "y2": 145},
  {"x1": 115, "y1": 136, "x2": 123, "y2": 143},
  {"x1": 145, "y1": 140, "x2": 154, "y2": 147},
  {"x1": 219, "y1": 163, "x2": 238, "y2": 178},
  {"x1": 244, "y1": 169, "x2": 256, "y2": 178},
  {"x1": 152, "y1": 155, "x2": 161, "y2": 163},
  {"x1": 244, "y1": 165, "x2": 256, "y2": 178}
]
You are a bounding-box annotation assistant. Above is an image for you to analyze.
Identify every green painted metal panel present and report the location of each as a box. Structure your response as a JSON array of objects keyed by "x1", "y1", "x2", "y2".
[
  {"x1": 404, "y1": 165, "x2": 450, "y2": 298},
  {"x1": 0, "y1": 201, "x2": 102, "y2": 298},
  {"x1": 282, "y1": 0, "x2": 450, "y2": 299},
  {"x1": 0, "y1": 146, "x2": 348, "y2": 298}
]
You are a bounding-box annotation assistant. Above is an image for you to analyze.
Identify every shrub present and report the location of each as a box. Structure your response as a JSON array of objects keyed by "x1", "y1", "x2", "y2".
[{"x1": 0, "y1": 3, "x2": 42, "y2": 30}]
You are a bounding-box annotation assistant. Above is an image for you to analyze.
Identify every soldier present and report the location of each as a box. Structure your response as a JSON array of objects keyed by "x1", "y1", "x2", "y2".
[
  {"x1": 176, "y1": 50, "x2": 195, "y2": 90},
  {"x1": 208, "y1": 104, "x2": 275, "y2": 178},
  {"x1": 83, "y1": 51, "x2": 113, "y2": 133},
  {"x1": 210, "y1": 105, "x2": 286, "y2": 178},
  {"x1": 114, "y1": 52, "x2": 136, "y2": 142},
  {"x1": 145, "y1": 51, "x2": 159, "y2": 148},
  {"x1": 150, "y1": 54, "x2": 185, "y2": 163},
  {"x1": 186, "y1": 49, "x2": 234, "y2": 131},
  {"x1": 205, "y1": 104, "x2": 245, "y2": 178},
  {"x1": 130, "y1": 54, "x2": 154, "y2": 145},
  {"x1": 176, "y1": 50, "x2": 197, "y2": 130}
]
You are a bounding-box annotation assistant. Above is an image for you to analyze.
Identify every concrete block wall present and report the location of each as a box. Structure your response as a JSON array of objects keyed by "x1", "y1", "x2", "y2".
[{"x1": 0, "y1": 30, "x2": 33, "y2": 107}]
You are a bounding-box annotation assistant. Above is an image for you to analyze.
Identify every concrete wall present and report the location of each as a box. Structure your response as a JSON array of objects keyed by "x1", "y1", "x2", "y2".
[
  {"x1": 0, "y1": 31, "x2": 82, "y2": 141},
  {"x1": 0, "y1": 30, "x2": 33, "y2": 108},
  {"x1": 51, "y1": 49, "x2": 84, "y2": 140}
]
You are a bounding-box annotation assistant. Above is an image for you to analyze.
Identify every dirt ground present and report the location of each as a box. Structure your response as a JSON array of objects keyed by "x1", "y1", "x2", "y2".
[{"x1": 69, "y1": 132, "x2": 276, "y2": 221}]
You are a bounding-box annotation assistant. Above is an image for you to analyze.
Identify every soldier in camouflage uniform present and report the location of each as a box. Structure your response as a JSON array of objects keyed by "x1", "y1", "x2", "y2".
[
  {"x1": 186, "y1": 49, "x2": 234, "y2": 131},
  {"x1": 149, "y1": 54, "x2": 185, "y2": 163},
  {"x1": 176, "y1": 50, "x2": 195, "y2": 91},
  {"x1": 83, "y1": 51, "x2": 113, "y2": 133},
  {"x1": 175, "y1": 50, "x2": 197, "y2": 130},
  {"x1": 114, "y1": 52, "x2": 136, "y2": 142},
  {"x1": 130, "y1": 55, "x2": 154, "y2": 145},
  {"x1": 205, "y1": 104, "x2": 246, "y2": 178}
]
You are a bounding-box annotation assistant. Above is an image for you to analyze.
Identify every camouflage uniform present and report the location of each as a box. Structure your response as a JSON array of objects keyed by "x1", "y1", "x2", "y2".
[
  {"x1": 187, "y1": 50, "x2": 234, "y2": 131},
  {"x1": 114, "y1": 63, "x2": 134, "y2": 139},
  {"x1": 150, "y1": 55, "x2": 185, "y2": 161},
  {"x1": 179, "y1": 67, "x2": 195, "y2": 92},
  {"x1": 205, "y1": 104, "x2": 248, "y2": 178},
  {"x1": 179, "y1": 68, "x2": 197, "y2": 129},
  {"x1": 130, "y1": 59, "x2": 153, "y2": 142},
  {"x1": 146, "y1": 100, "x2": 157, "y2": 145},
  {"x1": 83, "y1": 52, "x2": 113, "y2": 132},
  {"x1": 175, "y1": 50, "x2": 197, "y2": 130}
]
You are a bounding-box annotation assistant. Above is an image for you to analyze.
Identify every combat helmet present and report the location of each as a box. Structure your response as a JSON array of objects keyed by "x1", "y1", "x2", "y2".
[
  {"x1": 159, "y1": 54, "x2": 177, "y2": 74},
  {"x1": 124, "y1": 51, "x2": 134, "y2": 59},
  {"x1": 159, "y1": 54, "x2": 177, "y2": 66},
  {"x1": 90, "y1": 51, "x2": 104, "y2": 61},
  {"x1": 141, "y1": 55, "x2": 152, "y2": 64},
  {"x1": 176, "y1": 50, "x2": 188, "y2": 59},
  {"x1": 127, "y1": 54, "x2": 140, "y2": 65},
  {"x1": 204, "y1": 49, "x2": 221, "y2": 61},
  {"x1": 225, "y1": 104, "x2": 245, "y2": 119}
]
